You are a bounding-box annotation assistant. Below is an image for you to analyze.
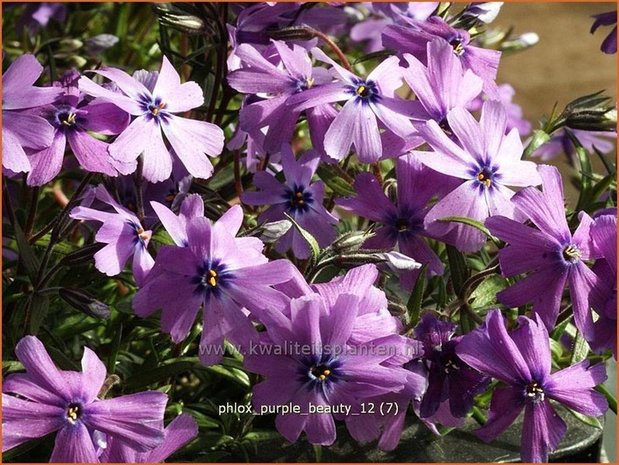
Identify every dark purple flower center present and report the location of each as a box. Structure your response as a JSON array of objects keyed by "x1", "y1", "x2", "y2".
[
  {"x1": 350, "y1": 79, "x2": 379, "y2": 103},
  {"x1": 139, "y1": 94, "x2": 169, "y2": 122},
  {"x1": 300, "y1": 354, "x2": 342, "y2": 393},
  {"x1": 310, "y1": 364, "x2": 332, "y2": 381},
  {"x1": 525, "y1": 381, "x2": 545, "y2": 402},
  {"x1": 469, "y1": 164, "x2": 500, "y2": 191},
  {"x1": 194, "y1": 260, "x2": 230, "y2": 297},
  {"x1": 386, "y1": 209, "x2": 423, "y2": 240},
  {"x1": 66, "y1": 403, "x2": 82, "y2": 424},
  {"x1": 562, "y1": 244, "x2": 582, "y2": 263},
  {"x1": 295, "y1": 77, "x2": 315, "y2": 93},
  {"x1": 52, "y1": 105, "x2": 82, "y2": 131},
  {"x1": 284, "y1": 185, "x2": 313, "y2": 213},
  {"x1": 449, "y1": 37, "x2": 466, "y2": 56}
]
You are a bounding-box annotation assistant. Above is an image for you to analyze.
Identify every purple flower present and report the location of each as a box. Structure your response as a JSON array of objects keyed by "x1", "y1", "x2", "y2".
[
  {"x1": 591, "y1": 11, "x2": 617, "y2": 54},
  {"x1": 100, "y1": 413, "x2": 198, "y2": 462},
  {"x1": 401, "y1": 38, "x2": 483, "y2": 123},
  {"x1": 2, "y1": 336, "x2": 168, "y2": 462},
  {"x1": 468, "y1": 83, "x2": 532, "y2": 137},
  {"x1": 415, "y1": 100, "x2": 542, "y2": 252},
  {"x1": 227, "y1": 41, "x2": 333, "y2": 154},
  {"x1": 25, "y1": 70, "x2": 130, "y2": 186},
  {"x1": 149, "y1": 193, "x2": 205, "y2": 247},
  {"x1": 350, "y1": 2, "x2": 438, "y2": 53},
  {"x1": 78, "y1": 56, "x2": 224, "y2": 182},
  {"x1": 337, "y1": 153, "x2": 444, "y2": 290},
  {"x1": 241, "y1": 145, "x2": 337, "y2": 259},
  {"x1": 485, "y1": 165, "x2": 600, "y2": 336},
  {"x1": 456, "y1": 310, "x2": 608, "y2": 463},
  {"x1": 382, "y1": 15, "x2": 501, "y2": 96},
  {"x1": 413, "y1": 313, "x2": 490, "y2": 420},
  {"x1": 70, "y1": 185, "x2": 155, "y2": 285},
  {"x1": 532, "y1": 128, "x2": 617, "y2": 162},
  {"x1": 291, "y1": 49, "x2": 423, "y2": 162},
  {"x1": 133, "y1": 205, "x2": 293, "y2": 365},
  {"x1": 589, "y1": 214, "x2": 617, "y2": 358},
  {"x1": 245, "y1": 291, "x2": 415, "y2": 445},
  {"x1": 16, "y1": 2, "x2": 67, "y2": 33},
  {"x1": 2, "y1": 54, "x2": 62, "y2": 174}
]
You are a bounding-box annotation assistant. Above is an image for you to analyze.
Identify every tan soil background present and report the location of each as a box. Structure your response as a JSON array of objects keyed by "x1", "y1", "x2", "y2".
[{"x1": 495, "y1": 2, "x2": 616, "y2": 459}]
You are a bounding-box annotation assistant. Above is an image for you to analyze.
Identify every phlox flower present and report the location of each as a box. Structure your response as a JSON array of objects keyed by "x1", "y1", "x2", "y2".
[
  {"x1": 79, "y1": 56, "x2": 224, "y2": 182},
  {"x1": 457, "y1": 310, "x2": 608, "y2": 463},
  {"x1": 2, "y1": 336, "x2": 168, "y2": 462}
]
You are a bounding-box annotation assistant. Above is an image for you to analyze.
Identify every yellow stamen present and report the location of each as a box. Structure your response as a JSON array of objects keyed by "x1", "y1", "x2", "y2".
[
  {"x1": 477, "y1": 172, "x2": 492, "y2": 188},
  {"x1": 356, "y1": 85, "x2": 367, "y2": 96},
  {"x1": 62, "y1": 113, "x2": 77, "y2": 126},
  {"x1": 319, "y1": 374, "x2": 326, "y2": 381},
  {"x1": 323, "y1": 369, "x2": 331, "y2": 376},
  {"x1": 208, "y1": 276, "x2": 217, "y2": 287},
  {"x1": 306, "y1": 77, "x2": 314, "y2": 89},
  {"x1": 67, "y1": 405, "x2": 79, "y2": 423}
]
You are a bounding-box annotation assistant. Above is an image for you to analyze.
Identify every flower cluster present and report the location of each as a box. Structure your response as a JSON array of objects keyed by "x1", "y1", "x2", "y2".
[{"x1": 2, "y1": 3, "x2": 616, "y2": 464}]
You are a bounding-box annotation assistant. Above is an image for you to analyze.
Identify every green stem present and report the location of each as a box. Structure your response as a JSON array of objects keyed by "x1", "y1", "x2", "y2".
[{"x1": 471, "y1": 406, "x2": 487, "y2": 425}]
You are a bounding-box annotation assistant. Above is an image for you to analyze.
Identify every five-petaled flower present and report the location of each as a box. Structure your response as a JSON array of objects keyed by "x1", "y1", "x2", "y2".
[
  {"x1": 78, "y1": 55, "x2": 224, "y2": 182},
  {"x1": 2, "y1": 336, "x2": 168, "y2": 462},
  {"x1": 457, "y1": 310, "x2": 608, "y2": 463}
]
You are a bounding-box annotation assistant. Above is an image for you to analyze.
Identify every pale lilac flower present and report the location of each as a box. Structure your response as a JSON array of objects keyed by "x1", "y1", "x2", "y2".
[
  {"x1": 589, "y1": 214, "x2": 617, "y2": 358},
  {"x1": 337, "y1": 153, "x2": 444, "y2": 290},
  {"x1": 2, "y1": 54, "x2": 62, "y2": 174},
  {"x1": 100, "y1": 413, "x2": 198, "y2": 463},
  {"x1": 382, "y1": 16, "x2": 501, "y2": 96},
  {"x1": 78, "y1": 56, "x2": 224, "y2": 182},
  {"x1": 133, "y1": 206, "x2": 293, "y2": 366},
  {"x1": 241, "y1": 145, "x2": 337, "y2": 259},
  {"x1": 591, "y1": 11, "x2": 617, "y2": 54},
  {"x1": 25, "y1": 70, "x2": 130, "y2": 186},
  {"x1": 401, "y1": 38, "x2": 483, "y2": 124},
  {"x1": 415, "y1": 100, "x2": 542, "y2": 252},
  {"x1": 2, "y1": 336, "x2": 167, "y2": 462},
  {"x1": 227, "y1": 41, "x2": 333, "y2": 154},
  {"x1": 486, "y1": 165, "x2": 601, "y2": 336},
  {"x1": 457, "y1": 310, "x2": 608, "y2": 463},
  {"x1": 291, "y1": 49, "x2": 423, "y2": 162},
  {"x1": 70, "y1": 185, "x2": 155, "y2": 285}
]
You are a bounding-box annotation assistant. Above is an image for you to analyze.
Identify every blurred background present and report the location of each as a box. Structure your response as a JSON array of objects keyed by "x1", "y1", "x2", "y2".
[{"x1": 495, "y1": 3, "x2": 616, "y2": 461}]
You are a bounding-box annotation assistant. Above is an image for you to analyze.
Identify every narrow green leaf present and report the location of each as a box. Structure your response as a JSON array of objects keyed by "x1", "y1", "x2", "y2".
[
  {"x1": 438, "y1": 216, "x2": 495, "y2": 240},
  {"x1": 28, "y1": 293, "x2": 49, "y2": 335},
  {"x1": 470, "y1": 275, "x2": 509, "y2": 310},
  {"x1": 14, "y1": 222, "x2": 40, "y2": 282},
  {"x1": 125, "y1": 361, "x2": 194, "y2": 389},
  {"x1": 406, "y1": 265, "x2": 427, "y2": 327},
  {"x1": 316, "y1": 165, "x2": 355, "y2": 197},
  {"x1": 570, "y1": 330, "x2": 590, "y2": 364},
  {"x1": 446, "y1": 245, "x2": 469, "y2": 295},
  {"x1": 568, "y1": 409, "x2": 603, "y2": 429}
]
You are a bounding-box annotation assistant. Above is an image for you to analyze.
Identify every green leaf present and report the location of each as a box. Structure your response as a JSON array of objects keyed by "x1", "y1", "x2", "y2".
[
  {"x1": 446, "y1": 245, "x2": 469, "y2": 295},
  {"x1": 406, "y1": 265, "x2": 427, "y2": 327},
  {"x1": 28, "y1": 293, "x2": 49, "y2": 335},
  {"x1": 201, "y1": 364, "x2": 251, "y2": 389},
  {"x1": 568, "y1": 409, "x2": 603, "y2": 430},
  {"x1": 284, "y1": 212, "x2": 320, "y2": 265},
  {"x1": 242, "y1": 430, "x2": 282, "y2": 442},
  {"x1": 316, "y1": 164, "x2": 355, "y2": 197},
  {"x1": 14, "y1": 222, "x2": 40, "y2": 282},
  {"x1": 438, "y1": 216, "x2": 494, "y2": 240},
  {"x1": 470, "y1": 275, "x2": 509, "y2": 310},
  {"x1": 570, "y1": 330, "x2": 590, "y2": 364}
]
